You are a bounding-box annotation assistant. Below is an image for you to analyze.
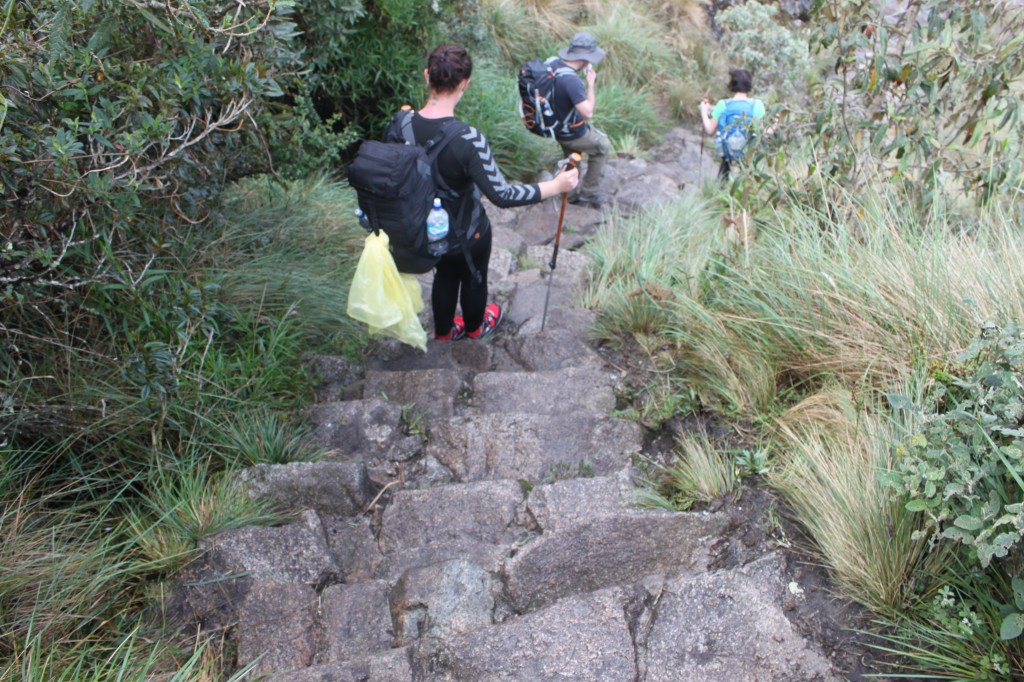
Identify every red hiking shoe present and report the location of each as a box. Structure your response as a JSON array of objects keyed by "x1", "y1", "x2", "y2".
[
  {"x1": 467, "y1": 304, "x2": 504, "y2": 339},
  {"x1": 435, "y1": 316, "x2": 466, "y2": 341}
]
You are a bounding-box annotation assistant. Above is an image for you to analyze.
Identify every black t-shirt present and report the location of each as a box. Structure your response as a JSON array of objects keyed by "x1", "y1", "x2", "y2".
[{"x1": 549, "y1": 59, "x2": 589, "y2": 141}]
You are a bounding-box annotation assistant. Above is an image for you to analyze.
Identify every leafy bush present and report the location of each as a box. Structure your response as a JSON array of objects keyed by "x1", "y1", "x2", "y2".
[
  {"x1": 884, "y1": 321, "x2": 1024, "y2": 655},
  {"x1": 888, "y1": 321, "x2": 1024, "y2": 569},
  {"x1": 752, "y1": 0, "x2": 1024, "y2": 211},
  {"x1": 716, "y1": 1, "x2": 811, "y2": 99},
  {"x1": 296, "y1": 0, "x2": 489, "y2": 142}
]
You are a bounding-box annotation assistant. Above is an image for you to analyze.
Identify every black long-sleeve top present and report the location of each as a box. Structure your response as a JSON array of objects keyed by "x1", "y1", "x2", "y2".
[{"x1": 409, "y1": 113, "x2": 542, "y2": 238}]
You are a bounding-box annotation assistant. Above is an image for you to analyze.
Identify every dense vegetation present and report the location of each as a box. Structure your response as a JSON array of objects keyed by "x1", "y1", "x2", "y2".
[{"x1": 2, "y1": 0, "x2": 1022, "y2": 678}]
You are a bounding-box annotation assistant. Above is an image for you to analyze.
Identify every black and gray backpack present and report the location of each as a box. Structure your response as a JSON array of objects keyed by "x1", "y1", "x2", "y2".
[
  {"x1": 348, "y1": 109, "x2": 469, "y2": 274},
  {"x1": 517, "y1": 57, "x2": 579, "y2": 139}
]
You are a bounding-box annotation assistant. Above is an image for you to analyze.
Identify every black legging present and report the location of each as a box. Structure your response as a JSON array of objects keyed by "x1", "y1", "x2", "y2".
[
  {"x1": 718, "y1": 157, "x2": 732, "y2": 180},
  {"x1": 432, "y1": 228, "x2": 491, "y2": 335}
]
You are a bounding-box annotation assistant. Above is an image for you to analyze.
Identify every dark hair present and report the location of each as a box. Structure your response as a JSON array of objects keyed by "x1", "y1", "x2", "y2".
[
  {"x1": 728, "y1": 68, "x2": 753, "y2": 94},
  {"x1": 427, "y1": 44, "x2": 473, "y2": 93}
]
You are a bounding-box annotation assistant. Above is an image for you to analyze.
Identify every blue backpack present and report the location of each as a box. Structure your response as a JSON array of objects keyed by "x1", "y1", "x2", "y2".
[{"x1": 715, "y1": 99, "x2": 757, "y2": 161}]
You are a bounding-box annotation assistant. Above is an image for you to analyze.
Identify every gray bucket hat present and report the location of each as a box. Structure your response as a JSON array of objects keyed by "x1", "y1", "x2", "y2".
[{"x1": 558, "y1": 32, "x2": 606, "y2": 64}]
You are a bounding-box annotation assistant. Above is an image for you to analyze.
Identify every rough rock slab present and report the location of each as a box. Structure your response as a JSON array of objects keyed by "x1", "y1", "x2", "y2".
[
  {"x1": 470, "y1": 366, "x2": 617, "y2": 416},
  {"x1": 261, "y1": 647, "x2": 414, "y2": 682},
  {"x1": 236, "y1": 461, "x2": 372, "y2": 517},
  {"x1": 305, "y1": 398, "x2": 420, "y2": 462},
  {"x1": 390, "y1": 559, "x2": 495, "y2": 649},
  {"x1": 363, "y1": 368, "x2": 471, "y2": 420},
  {"x1": 514, "y1": 202, "x2": 563, "y2": 246},
  {"x1": 525, "y1": 471, "x2": 639, "y2": 532},
  {"x1": 379, "y1": 479, "x2": 525, "y2": 553},
  {"x1": 485, "y1": 198, "x2": 526, "y2": 246},
  {"x1": 427, "y1": 586, "x2": 636, "y2": 681},
  {"x1": 377, "y1": 542, "x2": 510, "y2": 583},
  {"x1": 237, "y1": 582, "x2": 318, "y2": 679},
  {"x1": 503, "y1": 309, "x2": 607, "y2": 371},
  {"x1": 505, "y1": 270, "x2": 574, "y2": 332},
  {"x1": 305, "y1": 353, "x2": 364, "y2": 403},
  {"x1": 319, "y1": 580, "x2": 395, "y2": 663},
  {"x1": 320, "y1": 514, "x2": 383, "y2": 583},
  {"x1": 364, "y1": 336, "x2": 494, "y2": 374},
  {"x1": 426, "y1": 413, "x2": 642, "y2": 483},
  {"x1": 525, "y1": 245, "x2": 591, "y2": 289},
  {"x1": 643, "y1": 553, "x2": 841, "y2": 682},
  {"x1": 487, "y1": 247, "x2": 517, "y2": 293},
  {"x1": 611, "y1": 173, "x2": 682, "y2": 215},
  {"x1": 506, "y1": 510, "x2": 729, "y2": 612},
  {"x1": 199, "y1": 510, "x2": 339, "y2": 587}
]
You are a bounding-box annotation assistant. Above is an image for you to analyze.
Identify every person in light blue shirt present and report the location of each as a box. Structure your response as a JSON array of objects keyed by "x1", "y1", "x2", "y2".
[{"x1": 699, "y1": 69, "x2": 766, "y2": 180}]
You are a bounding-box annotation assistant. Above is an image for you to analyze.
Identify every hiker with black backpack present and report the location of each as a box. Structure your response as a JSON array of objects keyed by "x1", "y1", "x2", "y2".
[
  {"x1": 518, "y1": 32, "x2": 611, "y2": 209},
  {"x1": 698, "y1": 68, "x2": 766, "y2": 180},
  {"x1": 355, "y1": 44, "x2": 578, "y2": 343}
]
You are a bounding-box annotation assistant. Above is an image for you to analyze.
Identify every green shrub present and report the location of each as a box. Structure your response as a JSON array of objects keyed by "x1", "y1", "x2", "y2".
[
  {"x1": 887, "y1": 321, "x2": 1024, "y2": 570},
  {"x1": 751, "y1": 0, "x2": 1024, "y2": 212},
  {"x1": 716, "y1": 1, "x2": 811, "y2": 100},
  {"x1": 296, "y1": 0, "x2": 489, "y2": 142}
]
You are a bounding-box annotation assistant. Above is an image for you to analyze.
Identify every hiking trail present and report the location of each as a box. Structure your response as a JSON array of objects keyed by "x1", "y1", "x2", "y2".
[{"x1": 168, "y1": 127, "x2": 880, "y2": 681}]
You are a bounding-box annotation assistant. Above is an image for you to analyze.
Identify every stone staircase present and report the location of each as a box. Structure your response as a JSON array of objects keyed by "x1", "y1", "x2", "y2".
[{"x1": 168, "y1": 128, "x2": 857, "y2": 681}]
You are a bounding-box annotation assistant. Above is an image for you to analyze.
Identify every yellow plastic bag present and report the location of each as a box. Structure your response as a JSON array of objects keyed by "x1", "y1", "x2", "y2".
[{"x1": 346, "y1": 232, "x2": 427, "y2": 351}]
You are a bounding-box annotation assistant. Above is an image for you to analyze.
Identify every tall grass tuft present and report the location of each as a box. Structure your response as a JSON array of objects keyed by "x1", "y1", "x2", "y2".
[
  {"x1": 638, "y1": 429, "x2": 738, "y2": 510},
  {"x1": 135, "y1": 451, "x2": 282, "y2": 553},
  {"x1": 216, "y1": 409, "x2": 323, "y2": 466},
  {"x1": 586, "y1": 185, "x2": 1024, "y2": 416},
  {"x1": 480, "y1": 0, "x2": 575, "y2": 65},
  {"x1": 768, "y1": 384, "x2": 948, "y2": 611},
  {"x1": 214, "y1": 175, "x2": 367, "y2": 357}
]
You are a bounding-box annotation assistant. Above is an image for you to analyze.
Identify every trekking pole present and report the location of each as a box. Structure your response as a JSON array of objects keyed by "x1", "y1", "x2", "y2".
[
  {"x1": 699, "y1": 129, "x2": 705, "y2": 178},
  {"x1": 540, "y1": 152, "x2": 581, "y2": 332}
]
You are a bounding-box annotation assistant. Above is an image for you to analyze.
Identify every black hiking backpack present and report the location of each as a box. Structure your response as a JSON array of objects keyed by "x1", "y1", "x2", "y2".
[
  {"x1": 518, "y1": 57, "x2": 579, "y2": 139},
  {"x1": 348, "y1": 109, "x2": 470, "y2": 275}
]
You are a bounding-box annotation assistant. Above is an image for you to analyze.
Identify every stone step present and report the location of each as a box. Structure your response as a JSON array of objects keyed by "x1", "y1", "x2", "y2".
[
  {"x1": 390, "y1": 559, "x2": 495, "y2": 652},
  {"x1": 236, "y1": 582, "x2": 318, "y2": 677},
  {"x1": 378, "y1": 479, "x2": 526, "y2": 555},
  {"x1": 318, "y1": 580, "x2": 395, "y2": 664},
  {"x1": 641, "y1": 553, "x2": 841, "y2": 681},
  {"x1": 469, "y1": 366, "x2": 617, "y2": 416},
  {"x1": 503, "y1": 308, "x2": 608, "y2": 371},
  {"x1": 363, "y1": 332, "x2": 497, "y2": 373},
  {"x1": 306, "y1": 398, "x2": 421, "y2": 463},
  {"x1": 362, "y1": 367, "x2": 471, "y2": 420},
  {"x1": 426, "y1": 586, "x2": 636, "y2": 681},
  {"x1": 236, "y1": 461, "x2": 372, "y2": 518},
  {"x1": 198, "y1": 510, "x2": 340, "y2": 588},
  {"x1": 513, "y1": 200, "x2": 604, "y2": 249},
  {"x1": 505, "y1": 508, "x2": 729, "y2": 612},
  {"x1": 523, "y1": 470, "x2": 639, "y2": 532},
  {"x1": 260, "y1": 647, "x2": 413, "y2": 682},
  {"x1": 425, "y1": 413, "x2": 642, "y2": 483}
]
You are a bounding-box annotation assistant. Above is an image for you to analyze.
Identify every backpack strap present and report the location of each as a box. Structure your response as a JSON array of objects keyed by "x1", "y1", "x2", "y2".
[{"x1": 544, "y1": 57, "x2": 586, "y2": 138}]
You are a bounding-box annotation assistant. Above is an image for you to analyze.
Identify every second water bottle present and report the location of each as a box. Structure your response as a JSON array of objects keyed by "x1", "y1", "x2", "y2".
[{"x1": 426, "y1": 198, "x2": 449, "y2": 257}]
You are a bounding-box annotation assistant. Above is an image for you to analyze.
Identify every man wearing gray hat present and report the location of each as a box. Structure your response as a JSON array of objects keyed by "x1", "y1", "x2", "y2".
[{"x1": 544, "y1": 32, "x2": 611, "y2": 209}]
